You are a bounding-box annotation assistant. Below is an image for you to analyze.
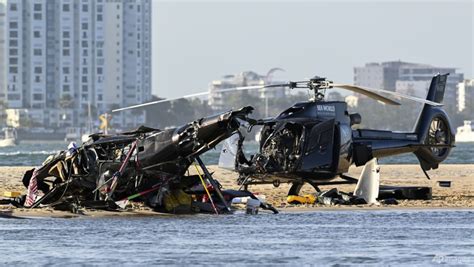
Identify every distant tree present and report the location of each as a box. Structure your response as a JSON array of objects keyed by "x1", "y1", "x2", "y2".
[
  {"x1": 144, "y1": 95, "x2": 176, "y2": 128},
  {"x1": 189, "y1": 98, "x2": 213, "y2": 118},
  {"x1": 170, "y1": 98, "x2": 195, "y2": 125}
]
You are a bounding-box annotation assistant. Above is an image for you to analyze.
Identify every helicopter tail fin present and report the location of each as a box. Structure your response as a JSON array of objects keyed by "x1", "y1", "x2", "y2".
[
  {"x1": 425, "y1": 73, "x2": 449, "y2": 103},
  {"x1": 413, "y1": 74, "x2": 455, "y2": 171}
]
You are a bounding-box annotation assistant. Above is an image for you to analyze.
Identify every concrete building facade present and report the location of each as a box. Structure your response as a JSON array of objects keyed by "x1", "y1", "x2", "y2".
[
  {"x1": 354, "y1": 61, "x2": 464, "y2": 113},
  {"x1": 1, "y1": 0, "x2": 151, "y2": 129},
  {"x1": 0, "y1": 2, "x2": 6, "y2": 105},
  {"x1": 208, "y1": 70, "x2": 286, "y2": 112},
  {"x1": 457, "y1": 79, "x2": 474, "y2": 113},
  {"x1": 354, "y1": 61, "x2": 417, "y2": 91}
]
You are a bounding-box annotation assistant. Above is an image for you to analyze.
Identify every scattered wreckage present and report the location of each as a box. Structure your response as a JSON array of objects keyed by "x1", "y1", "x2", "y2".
[{"x1": 7, "y1": 107, "x2": 277, "y2": 215}]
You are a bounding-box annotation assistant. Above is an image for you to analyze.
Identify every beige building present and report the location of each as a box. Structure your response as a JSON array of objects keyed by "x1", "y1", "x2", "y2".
[
  {"x1": 354, "y1": 61, "x2": 464, "y2": 115},
  {"x1": 208, "y1": 70, "x2": 286, "y2": 112},
  {"x1": 457, "y1": 79, "x2": 474, "y2": 113}
]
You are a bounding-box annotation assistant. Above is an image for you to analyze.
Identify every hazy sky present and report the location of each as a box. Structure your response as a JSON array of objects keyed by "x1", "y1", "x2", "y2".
[{"x1": 152, "y1": 0, "x2": 473, "y2": 99}]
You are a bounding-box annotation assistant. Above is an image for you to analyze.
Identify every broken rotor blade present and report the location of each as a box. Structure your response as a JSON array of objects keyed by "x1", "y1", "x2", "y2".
[
  {"x1": 112, "y1": 85, "x2": 268, "y2": 113},
  {"x1": 332, "y1": 84, "x2": 443, "y2": 107},
  {"x1": 112, "y1": 91, "x2": 209, "y2": 112}
]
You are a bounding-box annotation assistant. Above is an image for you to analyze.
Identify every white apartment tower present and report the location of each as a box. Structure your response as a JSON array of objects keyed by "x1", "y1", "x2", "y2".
[
  {"x1": 0, "y1": 2, "x2": 6, "y2": 106},
  {"x1": 2, "y1": 0, "x2": 151, "y2": 128}
]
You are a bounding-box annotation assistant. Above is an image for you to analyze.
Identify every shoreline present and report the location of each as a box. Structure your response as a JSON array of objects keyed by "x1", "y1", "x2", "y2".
[
  {"x1": 2, "y1": 206, "x2": 474, "y2": 220},
  {"x1": 1, "y1": 164, "x2": 473, "y2": 218}
]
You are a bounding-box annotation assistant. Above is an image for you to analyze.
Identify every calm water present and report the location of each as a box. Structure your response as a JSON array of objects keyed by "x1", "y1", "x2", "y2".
[
  {"x1": 0, "y1": 141, "x2": 472, "y2": 166},
  {"x1": 0, "y1": 210, "x2": 473, "y2": 265}
]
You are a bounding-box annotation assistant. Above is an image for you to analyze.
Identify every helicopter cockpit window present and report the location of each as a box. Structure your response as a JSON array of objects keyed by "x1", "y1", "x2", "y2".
[{"x1": 306, "y1": 119, "x2": 334, "y2": 153}]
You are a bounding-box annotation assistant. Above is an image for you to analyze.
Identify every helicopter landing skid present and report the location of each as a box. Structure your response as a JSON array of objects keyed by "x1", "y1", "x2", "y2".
[{"x1": 238, "y1": 173, "x2": 361, "y2": 196}]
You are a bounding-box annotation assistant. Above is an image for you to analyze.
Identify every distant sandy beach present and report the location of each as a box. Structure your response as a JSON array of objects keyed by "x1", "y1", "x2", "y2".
[{"x1": 1, "y1": 164, "x2": 473, "y2": 217}]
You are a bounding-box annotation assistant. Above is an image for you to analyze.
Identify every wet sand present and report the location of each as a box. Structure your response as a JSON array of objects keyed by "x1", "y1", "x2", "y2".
[{"x1": 1, "y1": 164, "x2": 473, "y2": 217}]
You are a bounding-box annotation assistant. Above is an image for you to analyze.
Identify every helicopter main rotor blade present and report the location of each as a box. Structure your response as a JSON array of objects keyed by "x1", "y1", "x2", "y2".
[
  {"x1": 112, "y1": 85, "x2": 267, "y2": 112},
  {"x1": 263, "y1": 83, "x2": 292, "y2": 88},
  {"x1": 112, "y1": 91, "x2": 210, "y2": 112},
  {"x1": 330, "y1": 84, "x2": 400, "y2": 106},
  {"x1": 332, "y1": 84, "x2": 443, "y2": 107},
  {"x1": 264, "y1": 81, "x2": 401, "y2": 105}
]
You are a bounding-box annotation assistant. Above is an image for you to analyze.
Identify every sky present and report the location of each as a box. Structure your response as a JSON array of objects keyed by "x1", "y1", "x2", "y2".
[{"x1": 152, "y1": 0, "x2": 473, "y2": 99}]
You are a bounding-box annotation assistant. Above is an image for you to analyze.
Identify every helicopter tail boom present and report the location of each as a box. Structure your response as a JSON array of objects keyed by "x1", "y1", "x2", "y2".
[
  {"x1": 412, "y1": 73, "x2": 455, "y2": 170},
  {"x1": 352, "y1": 74, "x2": 455, "y2": 170}
]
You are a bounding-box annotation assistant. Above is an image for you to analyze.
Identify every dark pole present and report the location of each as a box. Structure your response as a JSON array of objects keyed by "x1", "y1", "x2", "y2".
[{"x1": 195, "y1": 157, "x2": 231, "y2": 213}]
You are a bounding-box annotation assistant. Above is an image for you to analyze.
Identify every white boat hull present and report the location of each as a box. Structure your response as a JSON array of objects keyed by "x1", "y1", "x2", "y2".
[
  {"x1": 0, "y1": 138, "x2": 17, "y2": 147},
  {"x1": 455, "y1": 134, "x2": 474, "y2": 142},
  {"x1": 455, "y1": 120, "x2": 474, "y2": 142}
]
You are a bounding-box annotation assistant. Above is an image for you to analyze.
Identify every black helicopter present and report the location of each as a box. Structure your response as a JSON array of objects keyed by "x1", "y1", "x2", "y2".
[
  {"x1": 17, "y1": 106, "x2": 280, "y2": 214},
  {"x1": 216, "y1": 74, "x2": 455, "y2": 195},
  {"x1": 112, "y1": 73, "x2": 454, "y2": 198},
  {"x1": 17, "y1": 73, "x2": 453, "y2": 213}
]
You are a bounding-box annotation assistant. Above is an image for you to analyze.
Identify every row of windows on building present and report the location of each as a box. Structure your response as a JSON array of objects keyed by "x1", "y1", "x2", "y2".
[
  {"x1": 7, "y1": 70, "x2": 144, "y2": 87},
  {"x1": 9, "y1": 24, "x2": 145, "y2": 41},
  {"x1": 10, "y1": 3, "x2": 42, "y2": 12},
  {"x1": 7, "y1": 51, "x2": 111, "y2": 70},
  {"x1": 8, "y1": 57, "x2": 147, "y2": 75},
  {"x1": 7, "y1": 93, "x2": 109, "y2": 104},
  {"x1": 10, "y1": 3, "x2": 144, "y2": 13},
  {"x1": 7, "y1": 87, "x2": 141, "y2": 103},
  {"x1": 10, "y1": 30, "x2": 145, "y2": 41}
]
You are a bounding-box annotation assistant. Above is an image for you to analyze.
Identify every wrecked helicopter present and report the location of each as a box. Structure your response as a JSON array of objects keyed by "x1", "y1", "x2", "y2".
[
  {"x1": 14, "y1": 73, "x2": 455, "y2": 213},
  {"x1": 113, "y1": 73, "x2": 455, "y2": 199},
  {"x1": 17, "y1": 107, "x2": 277, "y2": 214}
]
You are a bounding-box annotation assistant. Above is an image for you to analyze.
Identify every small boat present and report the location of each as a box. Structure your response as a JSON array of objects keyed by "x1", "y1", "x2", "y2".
[
  {"x1": 455, "y1": 120, "x2": 474, "y2": 142},
  {"x1": 0, "y1": 128, "x2": 18, "y2": 147}
]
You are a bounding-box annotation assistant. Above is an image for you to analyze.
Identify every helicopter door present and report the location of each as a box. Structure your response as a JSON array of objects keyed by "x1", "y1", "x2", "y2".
[
  {"x1": 218, "y1": 133, "x2": 240, "y2": 171},
  {"x1": 300, "y1": 119, "x2": 335, "y2": 171}
]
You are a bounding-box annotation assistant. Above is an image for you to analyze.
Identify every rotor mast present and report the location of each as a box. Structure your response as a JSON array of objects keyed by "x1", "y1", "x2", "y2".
[{"x1": 288, "y1": 76, "x2": 333, "y2": 102}]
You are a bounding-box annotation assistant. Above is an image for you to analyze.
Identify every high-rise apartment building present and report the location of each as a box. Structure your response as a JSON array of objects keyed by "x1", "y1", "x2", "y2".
[
  {"x1": 0, "y1": 2, "x2": 6, "y2": 107},
  {"x1": 2, "y1": 0, "x2": 151, "y2": 128}
]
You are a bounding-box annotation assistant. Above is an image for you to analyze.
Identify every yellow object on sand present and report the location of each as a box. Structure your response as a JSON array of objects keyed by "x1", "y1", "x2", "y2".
[
  {"x1": 287, "y1": 194, "x2": 316, "y2": 204},
  {"x1": 3, "y1": 191, "x2": 21, "y2": 198},
  {"x1": 163, "y1": 189, "x2": 192, "y2": 213}
]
